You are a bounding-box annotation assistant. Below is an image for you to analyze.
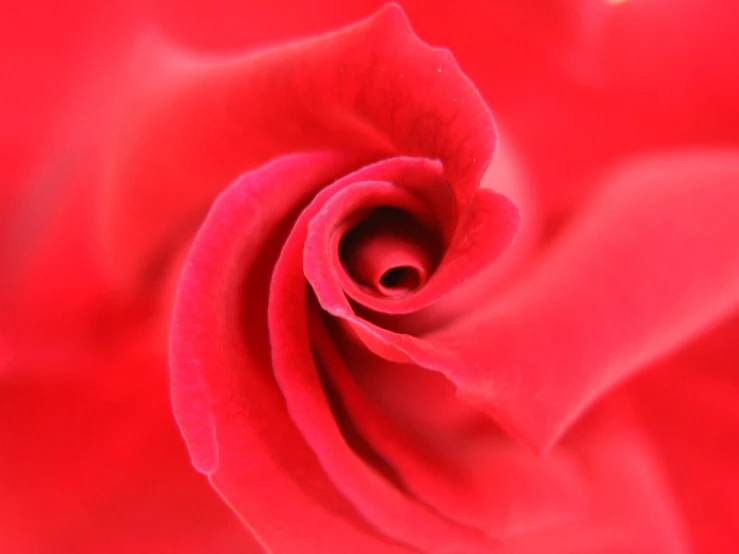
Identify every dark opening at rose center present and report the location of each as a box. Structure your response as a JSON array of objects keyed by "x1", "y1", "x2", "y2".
[
  {"x1": 379, "y1": 266, "x2": 420, "y2": 289},
  {"x1": 339, "y1": 206, "x2": 441, "y2": 298}
]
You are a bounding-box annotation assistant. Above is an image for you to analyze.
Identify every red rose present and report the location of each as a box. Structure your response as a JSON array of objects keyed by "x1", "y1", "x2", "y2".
[{"x1": 2, "y1": 2, "x2": 739, "y2": 553}]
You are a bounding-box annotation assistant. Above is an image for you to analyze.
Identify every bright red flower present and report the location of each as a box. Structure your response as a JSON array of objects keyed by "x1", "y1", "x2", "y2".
[{"x1": 2, "y1": 2, "x2": 739, "y2": 553}]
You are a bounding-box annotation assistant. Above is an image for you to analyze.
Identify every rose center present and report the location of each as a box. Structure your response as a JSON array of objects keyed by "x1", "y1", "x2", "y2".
[
  {"x1": 339, "y1": 207, "x2": 439, "y2": 299},
  {"x1": 379, "y1": 266, "x2": 420, "y2": 292}
]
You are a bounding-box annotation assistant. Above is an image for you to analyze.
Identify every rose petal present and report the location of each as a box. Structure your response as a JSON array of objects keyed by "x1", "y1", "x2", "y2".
[
  {"x1": 340, "y1": 206, "x2": 437, "y2": 298},
  {"x1": 626, "y1": 313, "x2": 739, "y2": 552},
  {"x1": 305, "y1": 157, "x2": 518, "y2": 319},
  {"x1": 501, "y1": 403, "x2": 688, "y2": 554},
  {"x1": 429, "y1": 149, "x2": 739, "y2": 450},
  {"x1": 268, "y1": 163, "x2": 496, "y2": 553},
  {"x1": 106, "y1": 3, "x2": 495, "y2": 285},
  {"x1": 171, "y1": 152, "x2": 413, "y2": 553},
  {"x1": 311, "y1": 310, "x2": 590, "y2": 540}
]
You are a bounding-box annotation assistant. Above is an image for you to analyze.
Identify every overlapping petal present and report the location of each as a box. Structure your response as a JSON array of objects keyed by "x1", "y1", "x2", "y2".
[{"x1": 171, "y1": 152, "x2": 415, "y2": 552}]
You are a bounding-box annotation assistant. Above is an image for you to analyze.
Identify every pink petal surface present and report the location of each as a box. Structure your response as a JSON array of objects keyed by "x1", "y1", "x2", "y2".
[
  {"x1": 267, "y1": 156, "x2": 517, "y2": 551},
  {"x1": 338, "y1": 322, "x2": 691, "y2": 552},
  {"x1": 171, "y1": 148, "x2": 513, "y2": 550},
  {"x1": 171, "y1": 146, "x2": 706, "y2": 552},
  {"x1": 7, "y1": 0, "x2": 738, "y2": 235}
]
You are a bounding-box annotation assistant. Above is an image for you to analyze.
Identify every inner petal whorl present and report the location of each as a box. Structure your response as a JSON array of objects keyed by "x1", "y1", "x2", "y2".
[{"x1": 339, "y1": 207, "x2": 440, "y2": 299}]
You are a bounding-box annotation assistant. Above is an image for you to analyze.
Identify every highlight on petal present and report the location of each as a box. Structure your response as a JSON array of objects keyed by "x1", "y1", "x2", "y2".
[{"x1": 104, "y1": 3, "x2": 496, "y2": 286}]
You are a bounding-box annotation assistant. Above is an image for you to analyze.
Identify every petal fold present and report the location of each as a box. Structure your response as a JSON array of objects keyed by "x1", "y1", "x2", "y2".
[
  {"x1": 105, "y1": 3, "x2": 496, "y2": 284},
  {"x1": 430, "y1": 149, "x2": 739, "y2": 450},
  {"x1": 171, "y1": 152, "x2": 410, "y2": 553}
]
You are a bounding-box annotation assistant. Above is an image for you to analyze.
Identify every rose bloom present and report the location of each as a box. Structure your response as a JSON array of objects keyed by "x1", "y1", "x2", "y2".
[{"x1": 2, "y1": 1, "x2": 739, "y2": 553}]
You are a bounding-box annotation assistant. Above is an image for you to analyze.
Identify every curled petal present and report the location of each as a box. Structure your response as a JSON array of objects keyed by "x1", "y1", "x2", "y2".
[
  {"x1": 311, "y1": 314, "x2": 590, "y2": 540},
  {"x1": 269, "y1": 160, "x2": 496, "y2": 552},
  {"x1": 429, "y1": 149, "x2": 739, "y2": 450},
  {"x1": 340, "y1": 206, "x2": 438, "y2": 299},
  {"x1": 305, "y1": 157, "x2": 518, "y2": 318}
]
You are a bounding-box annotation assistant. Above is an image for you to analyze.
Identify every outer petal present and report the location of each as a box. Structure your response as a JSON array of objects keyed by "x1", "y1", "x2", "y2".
[
  {"x1": 311, "y1": 315, "x2": 590, "y2": 541},
  {"x1": 332, "y1": 320, "x2": 690, "y2": 553},
  {"x1": 626, "y1": 313, "x2": 739, "y2": 552},
  {"x1": 106, "y1": 3, "x2": 495, "y2": 284},
  {"x1": 428, "y1": 149, "x2": 739, "y2": 449},
  {"x1": 170, "y1": 152, "x2": 412, "y2": 553}
]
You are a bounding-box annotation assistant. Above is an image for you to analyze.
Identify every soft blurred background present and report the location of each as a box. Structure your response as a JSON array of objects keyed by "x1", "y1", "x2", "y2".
[{"x1": 1, "y1": 0, "x2": 738, "y2": 551}]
